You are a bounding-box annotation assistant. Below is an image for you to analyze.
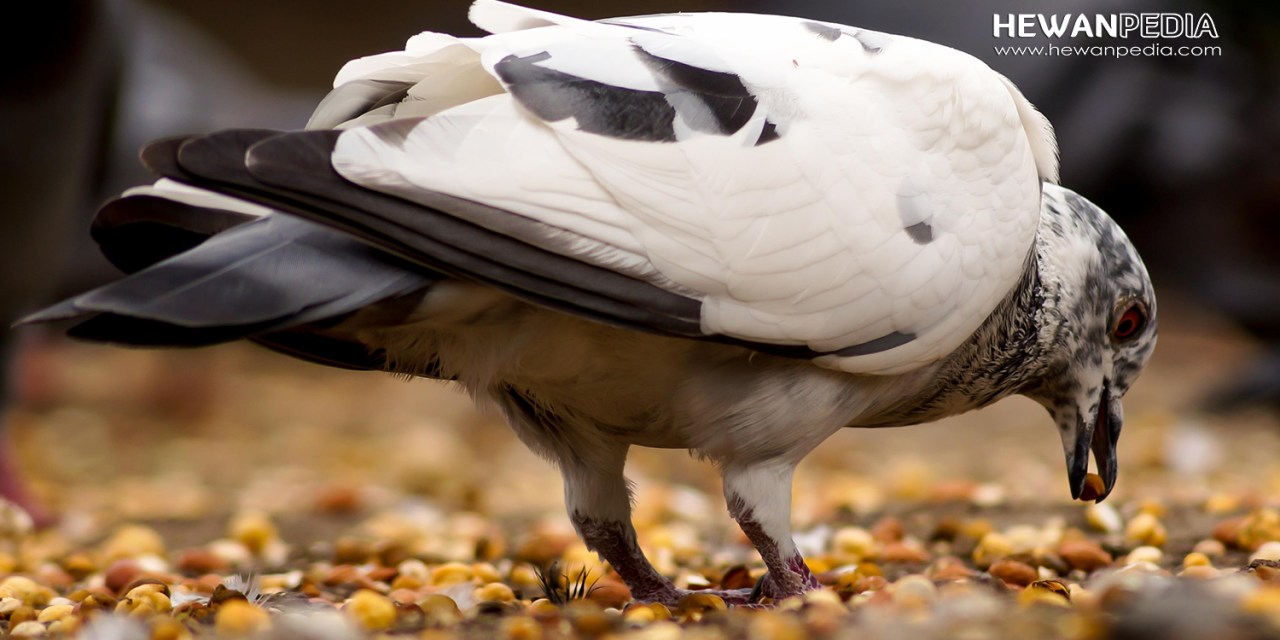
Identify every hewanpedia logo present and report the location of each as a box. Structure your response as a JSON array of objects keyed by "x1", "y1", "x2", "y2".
[{"x1": 993, "y1": 13, "x2": 1219, "y2": 39}]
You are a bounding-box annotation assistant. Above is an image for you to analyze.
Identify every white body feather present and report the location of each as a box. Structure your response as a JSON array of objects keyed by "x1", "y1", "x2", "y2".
[{"x1": 326, "y1": 0, "x2": 1059, "y2": 375}]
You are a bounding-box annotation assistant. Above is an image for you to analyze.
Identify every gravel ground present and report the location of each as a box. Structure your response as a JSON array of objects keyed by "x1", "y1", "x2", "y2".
[{"x1": 3, "y1": 302, "x2": 1280, "y2": 639}]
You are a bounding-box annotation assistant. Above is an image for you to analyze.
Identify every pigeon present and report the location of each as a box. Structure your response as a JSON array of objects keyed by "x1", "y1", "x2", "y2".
[{"x1": 23, "y1": 1, "x2": 1157, "y2": 604}]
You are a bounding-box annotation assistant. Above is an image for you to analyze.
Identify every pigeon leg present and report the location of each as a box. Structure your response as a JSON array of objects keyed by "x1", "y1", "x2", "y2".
[
  {"x1": 562, "y1": 450, "x2": 672, "y2": 603},
  {"x1": 562, "y1": 449, "x2": 758, "y2": 606},
  {"x1": 723, "y1": 461, "x2": 819, "y2": 601}
]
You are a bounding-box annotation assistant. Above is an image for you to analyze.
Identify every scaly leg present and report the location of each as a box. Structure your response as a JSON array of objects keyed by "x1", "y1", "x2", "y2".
[
  {"x1": 723, "y1": 461, "x2": 819, "y2": 602},
  {"x1": 561, "y1": 447, "x2": 763, "y2": 606}
]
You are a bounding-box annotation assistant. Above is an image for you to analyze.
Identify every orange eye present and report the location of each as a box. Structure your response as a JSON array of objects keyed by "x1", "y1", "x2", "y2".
[{"x1": 1112, "y1": 303, "x2": 1147, "y2": 342}]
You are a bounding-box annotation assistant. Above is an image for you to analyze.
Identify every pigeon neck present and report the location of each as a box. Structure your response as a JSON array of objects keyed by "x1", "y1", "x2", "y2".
[{"x1": 863, "y1": 243, "x2": 1052, "y2": 427}]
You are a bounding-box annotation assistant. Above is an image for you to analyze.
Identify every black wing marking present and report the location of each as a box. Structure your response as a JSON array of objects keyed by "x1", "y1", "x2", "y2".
[
  {"x1": 494, "y1": 52, "x2": 677, "y2": 142},
  {"x1": 632, "y1": 47, "x2": 758, "y2": 137}
]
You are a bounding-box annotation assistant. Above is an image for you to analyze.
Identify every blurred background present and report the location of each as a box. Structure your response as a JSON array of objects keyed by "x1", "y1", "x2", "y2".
[{"x1": 0, "y1": 0, "x2": 1277, "y2": 542}]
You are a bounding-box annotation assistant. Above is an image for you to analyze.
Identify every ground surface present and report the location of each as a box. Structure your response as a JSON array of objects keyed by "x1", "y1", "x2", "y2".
[{"x1": 3, "y1": 300, "x2": 1280, "y2": 638}]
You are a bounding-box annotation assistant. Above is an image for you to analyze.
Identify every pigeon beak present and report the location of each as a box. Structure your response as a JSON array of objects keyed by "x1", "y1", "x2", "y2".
[{"x1": 1064, "y1": 382, "x2": 1122, "y2": 502}]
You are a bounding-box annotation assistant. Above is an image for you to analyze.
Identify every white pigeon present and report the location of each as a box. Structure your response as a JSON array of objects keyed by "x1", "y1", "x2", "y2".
[{"x1": 25, "y1": 1, "x2": 1157, "y2": 604}]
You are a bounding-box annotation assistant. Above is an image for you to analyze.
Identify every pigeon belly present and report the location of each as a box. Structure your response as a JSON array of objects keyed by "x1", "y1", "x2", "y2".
[{"x1": 352, "y1": 283, "x2": 911, "y2": 462}]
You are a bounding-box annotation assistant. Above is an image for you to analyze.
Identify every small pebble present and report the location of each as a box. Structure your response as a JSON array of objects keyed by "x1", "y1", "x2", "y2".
[
  {"x1": 989, "y1": 559, "x2": 1038, "y2": 587},
  {"x1": 880, "y1": 540, "x2": 931, "y2": 564},
  {"x1": 215, "y1": 599, "x2": 271, "y2": 636},
  {"x1": 972, "y1": 532, "x2": 1014, "y2": 568},
  {"x1": 831, "y1": 527, "x2": 878, "y2": 561},
  {"x1": 1204, "y1": 493, "x2": 1241, "y2": 514},
  {"x1": 475, "y1": 582, "x2": 516, "y2": 603},
  {"x1": 501, "y1": 616, "x2": 543, "y2": 640},
  {"x1": 431, "y1": 562, "x2": 475, "y2": 586},
  {"x1": 1240, "y1": 510, "x2": 1280, "y2": 551},
  {"x1": 1084, "y1": 502, "x2": 1124, "y2": 534},
  {"x1": 0, "y1": 577, "x2": 51, "y2": 607},
  {"x1": 1059, "y1": 540, "x2": 1113, "y2": 572},
  {"x1": 1124, "y1": 513, "x2": 1167, "y2": 548},
  {"x1": 100, "y1": 525, "x2": 166, "y2": 561},
  {"x1": 676, "y1": 593, "x2": 726, "y2": 614},
  {"x1": 228, "y1": 511, "x2": 279, "y2": 555},
  {"x1": 345, "y1": 589, "x2": 397, "y2": 631},
  {"x1": 1214, "y1": 516, "x2": 1247, "y2": 548},
  {"x1": 36, "y1": 603, "x2": 73, "y2": 623},
  {"x1": 1126, "y1": 545, "x2": 1163, "y2": 565},
  {"x1": 1184, "y1": 552, "x2": 1213, "y2": 568},
  {"x1": 891, "y1": 575, "x2": 937, "y2": 608},
  {"x1": 420, "y1": 594, "x2": 463, "y2": 625},
  {"x1": 587, "y1": 576, "x2": 631, "y2": 609},
  {"x1": 624, "y1": 603, "x2": 658, "y2": 623},
  {"x1": 1194, "y1": 539, "x2": 1227, "y2": 558},
  {"x1": 1252, "y1": 541, "x2": 1280, "y2": 562},
  {"x1": 9, "y1": 621, "x2": 46, "y2": 637},
  {"x1": 1180, "y1": 565, "x2": 1220, "y2": 580}
]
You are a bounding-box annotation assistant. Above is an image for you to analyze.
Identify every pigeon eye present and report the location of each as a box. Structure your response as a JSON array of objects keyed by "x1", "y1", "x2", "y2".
[{"x1": 1111, "y1": 302, "x2": 1148, "y2": 342}]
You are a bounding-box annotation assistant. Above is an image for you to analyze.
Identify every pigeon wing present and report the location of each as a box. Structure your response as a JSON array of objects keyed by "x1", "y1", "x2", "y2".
[{"x1": 282, "y1": 3, "x2": 1059, "y2": 374}]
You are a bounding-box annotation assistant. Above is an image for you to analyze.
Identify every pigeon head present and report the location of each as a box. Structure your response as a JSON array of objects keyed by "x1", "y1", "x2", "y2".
[{"x1": 1025, "y1": 184, "x2": 1157, "y2": 502}]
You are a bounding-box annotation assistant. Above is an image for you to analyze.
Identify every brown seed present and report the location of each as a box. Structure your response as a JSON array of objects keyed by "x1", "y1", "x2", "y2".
[
  {"x1": 60, "y1": 554, "x2": 97, "y2": 581},
  {"x1": 367, "y1": 566, "x2": 398, "y2": 583},
  {"x1": 333, "y1": 538, "x2": 373, "y2": 565},
  {"x1": 587, "y1": 575, "x2": 631, "y2": 610},
  {"x1": 881, "y1": 541, "x2": 931, "y2": 564},
  {"x1": 568, "y1": 603, "x2": 615, "y2": 635},
  {"x1": 75, "y1": 594, "x2": 117, "y2": 615},
  {"x1": 476, "y1": 536, "x2": 507, "y2": 562},
  {"x1": 623, "y1": 603, "x2": 656, "y2": 623},
  {"x1": 927, "y1": 556, "x2": 975, "y2": 582},
  {"x1": 720, "y1": 565, "x2": 754, "y2": 590},
  {"x1": 324, "y1": 565, "x2": 362, "y2": 587},
  {"x1": 1194, "y1": 539, "x2": 1227, "y2": 558},
  {"x1": 389, "y1": 588, "x2": 420, "y2": 605},
  {"x1": 176, "y1": 548, "x2": 228, "y2": 575},
  {"x1": 1239, "y1": 509, "x2": 1280, "y2": 551},
  {"x1": 1028, "y1": 580, "x2": 1071, "y2": 602},
  {"x1": 1078, "y1": 473, "x2": 1106, "y2": 502},
  {"x1": 931, "y1": 517, "x2": 963, "y2": 542},
  {"x1": 34, "y1": 566, "x2": 73, "y2": 591},
  {"x1": 390, "y1": 574, "x2": 424, "y2": 591},
  {"x1": 989, "y1": 559, "x2": 1039, "y2": 587},
  {"x1": 9, "y1": 605, "x2": 35, "y2": 625},
  {"x1": 313, "y1": 485, "x2": 362, "y2": 514},
  {"x1": 103, "y1": 560, "x2": 142, "y2": 595},
  {"x1": 871, "y1": 516, "x2": 905, "y2": 543},
  {"x1": 1058, "y1": 540, "x2": 1113, "y2": 572},
  {"x1": 676, "y1": 593, "x2": 727, "y2": 614},
  {"x1": 1213, "y1": 516, "x2": 1246, "y2": 548}
]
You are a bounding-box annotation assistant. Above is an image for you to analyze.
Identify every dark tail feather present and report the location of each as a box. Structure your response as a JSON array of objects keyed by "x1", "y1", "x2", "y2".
[
  {"x1": 21, "y1": 212, "x2": 439, "y2": 355},
  {"x1": 91, "y1": 194, "x2": 258, "y2": 273}
]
